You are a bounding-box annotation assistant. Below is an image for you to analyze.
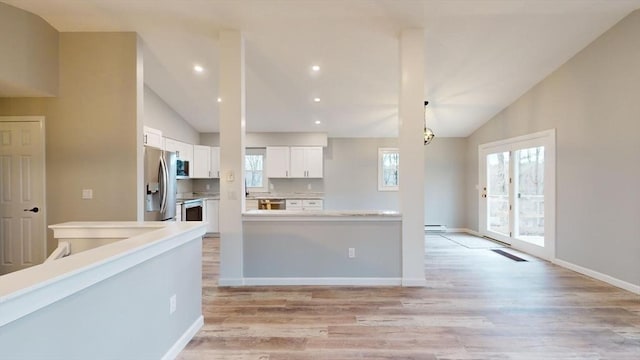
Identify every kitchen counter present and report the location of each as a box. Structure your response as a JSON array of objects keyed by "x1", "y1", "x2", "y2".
[
  {"x1": 232, "y1": 210, "x2": 402, "y2": 286},
  {"x1": 243, "y1": 209, "x2": 400, "y2": 220},
  {"x1": 177, "y1": 192, "x2": 219, "y2": 203}
]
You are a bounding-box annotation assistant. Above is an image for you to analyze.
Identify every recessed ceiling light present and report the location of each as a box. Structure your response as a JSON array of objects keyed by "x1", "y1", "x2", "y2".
[
  {"x1": 194, "y1": 64, "x2": 204, "y2": 73},
  {"x1": 217, "y1": 97, "x2": 222, "y2": 103},
  {"x1": 314, "y1": 120, "x2": 321, "y2": 125},
  {"x1": 311, "y1": 65, "x2": 320, "y2": 72},
  {"x1": 313, "y1": 97, "x2": 321, "y2": 102}
]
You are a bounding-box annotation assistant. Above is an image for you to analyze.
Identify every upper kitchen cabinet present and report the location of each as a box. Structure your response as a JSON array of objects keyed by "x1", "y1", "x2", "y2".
[
  {"x1": 210, "y1": 147, "x2": 220, "y2": 178},
  {"x1": 266, "y1": 146, "x2": 290, "y2": 178},
  {"x1": 192, "y1": 145, "x2": 220, "y2": 179},
  {"x1": 192, "y1": 145, "x2": 211, "y2": 178},
  {"x1": 164, "y1": 138, "x2": 193, "y2": 163},
  {"x1": 143, "y1": 126, "x2": 163, "y2": 149},
  {"x1": 290, "y1": 147, "x2": 323, "y2": 178},
  {"x1": 266, "y1": 146, "x2": 323, "y2": 178}
]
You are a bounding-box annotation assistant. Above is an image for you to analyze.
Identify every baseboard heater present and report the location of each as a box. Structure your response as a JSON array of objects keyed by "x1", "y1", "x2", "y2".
[{"x1": 424, "y1": 225, "x2": 447, "y2": 233}]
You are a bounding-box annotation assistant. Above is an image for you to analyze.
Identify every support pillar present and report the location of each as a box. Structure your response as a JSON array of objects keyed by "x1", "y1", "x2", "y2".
[
  {"x1": 218, "y1": 30, "x2": 245, "y2": 285},
  {"x1": 399, "y1": 29, "x2": 426, "y2": 286}
]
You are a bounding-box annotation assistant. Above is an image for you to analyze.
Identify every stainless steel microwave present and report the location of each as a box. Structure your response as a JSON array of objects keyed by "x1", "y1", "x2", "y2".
[{"x1": 177, "y1": 160, "x2": 189, "y2": 177}]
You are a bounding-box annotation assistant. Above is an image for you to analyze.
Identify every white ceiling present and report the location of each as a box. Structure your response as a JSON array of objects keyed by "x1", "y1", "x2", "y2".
[{"x1": 3, "y1": 0, "x2": 640, "y2": 137}]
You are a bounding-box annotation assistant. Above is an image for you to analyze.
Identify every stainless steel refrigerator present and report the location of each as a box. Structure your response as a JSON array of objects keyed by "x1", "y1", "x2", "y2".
[{"x1": 144, "y1": 147, "x2": 177, "y2": 221}]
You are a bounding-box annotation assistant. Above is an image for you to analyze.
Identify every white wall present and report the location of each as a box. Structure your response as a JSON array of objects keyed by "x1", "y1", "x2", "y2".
[
  {"x1": 424, "y1": 138, "x2": 467, "y2": 229},
  {"x1": 465, "y1": 10, "x2": 640, "y2": 286},
  {"x1": 144, "y1": 85, "x2": 199, "y2": 144}
]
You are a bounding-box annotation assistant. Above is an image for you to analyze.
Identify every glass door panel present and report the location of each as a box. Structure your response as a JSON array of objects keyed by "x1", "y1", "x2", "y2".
[
  {"x1": 515, "y1": 146, "x2": 545, "y2": 246},
  {"x1": 486, "y1": 152, "x2": 510, "y2": 237}
]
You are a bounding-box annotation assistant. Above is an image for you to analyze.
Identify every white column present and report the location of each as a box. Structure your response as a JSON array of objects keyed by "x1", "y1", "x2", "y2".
[
  {"x1": 399, "y1": 29, "x2": 426, "y2": 286},
  {"x1": 218, "y1": 30, "x2": 246, "y2": 285}
]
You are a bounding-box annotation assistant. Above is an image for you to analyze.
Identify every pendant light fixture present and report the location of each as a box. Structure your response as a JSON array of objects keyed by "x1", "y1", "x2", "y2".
[{"x1": 424, "y1": 101, "x2": 435, "y2": 145}]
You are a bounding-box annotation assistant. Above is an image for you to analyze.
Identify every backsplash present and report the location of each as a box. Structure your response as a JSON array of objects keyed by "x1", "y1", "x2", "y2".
[
  {"x1": 268, "y1": 179, "x2": 324, "y2": 194},
  {"x1": 178, "y1": 178, "x2": 323, "y2": 195}
]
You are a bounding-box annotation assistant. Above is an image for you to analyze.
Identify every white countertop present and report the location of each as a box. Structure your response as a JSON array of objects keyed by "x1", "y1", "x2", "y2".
[{"x1": 243, "y1": 210, "x2": 401, "y2": 220}]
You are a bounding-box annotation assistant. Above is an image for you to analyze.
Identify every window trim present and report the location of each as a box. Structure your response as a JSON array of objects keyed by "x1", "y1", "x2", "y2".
[
  {"x1": 378, "y1": 147, "x2": 399, "y2": 192},
  {"x1": 245, "y1": 148, "x2": 268, "y2": 193}
]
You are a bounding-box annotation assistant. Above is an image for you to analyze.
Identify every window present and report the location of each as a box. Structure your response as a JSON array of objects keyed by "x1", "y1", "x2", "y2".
[
  {"x1": 378, "y1": 148, "x2": 399, "y2": 191},
  {"x1": 245, "y1": 148, "x2": 267, "y2": 192}
]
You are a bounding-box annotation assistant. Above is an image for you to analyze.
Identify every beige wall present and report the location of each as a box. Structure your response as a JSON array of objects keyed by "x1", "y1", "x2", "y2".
[
  {"x1": 465, "y1": 10, "x2": 640, "y2": 286},
  {"x1": 0, "y1": 32, "x2": 142, "y2": 253},
  {"x1": 0, "y1": 2, "x2": 58, "y2": 96}
]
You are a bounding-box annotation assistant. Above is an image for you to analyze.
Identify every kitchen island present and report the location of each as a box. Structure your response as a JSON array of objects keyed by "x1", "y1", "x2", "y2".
[{"x1": 238, "y1": 210, "x2": 402, "y2": 286}]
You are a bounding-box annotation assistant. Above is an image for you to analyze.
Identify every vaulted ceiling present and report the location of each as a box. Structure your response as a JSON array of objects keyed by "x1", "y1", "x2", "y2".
[{"x1": 3, "y1": 0, "x2": 640, "y2": 137}]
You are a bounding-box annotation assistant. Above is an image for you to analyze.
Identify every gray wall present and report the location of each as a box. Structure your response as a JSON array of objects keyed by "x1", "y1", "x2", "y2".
[
  {"x1": 0, "y1": 32, "x2": 142, "y2": 254},
  {"x1": 0, "y1": 3, "x2": 58, "y2": 97},
  {"x1": 424, "y1": 138, "x2": 467, "y2": 229},
  {"x1": 144, "y1": 85, "x2": 199, "y2": 144},
  {"x1": 465, "y1": 10, "x2": 640, "y2": 286},
  {"x1": 0, "y1": 238, "x2": 202, "y2": 359},
  {"x1": 244, "y1": 220, "x2": 401, "y2": 278},
  {"x1": 323, "y1": 137, "x2": 399, "y2": 210}
]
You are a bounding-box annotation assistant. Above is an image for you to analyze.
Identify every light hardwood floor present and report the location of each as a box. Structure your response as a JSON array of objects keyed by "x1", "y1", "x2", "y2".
[{"x1": 178, "y1": 235, "x2": 640, "y2": 359}]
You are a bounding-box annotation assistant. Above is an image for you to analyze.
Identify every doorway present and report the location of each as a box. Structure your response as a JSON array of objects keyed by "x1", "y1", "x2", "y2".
[
  {"x1": 479, "y1": 129, "x2": 556, "y2": 260},
  {"x1": 0, "y1": 116, "x2": 46, "y2": 274}
]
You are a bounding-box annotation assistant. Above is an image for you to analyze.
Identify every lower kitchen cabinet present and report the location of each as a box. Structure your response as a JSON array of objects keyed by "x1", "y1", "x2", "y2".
[
  {"x1": 286, "y1": 199, "x2": 323, "y2": 211},
  {"x1": 175, "y1": 204, "x2": 182, "y2": 221},
  {"x1": 205, "y1": 199, "x2": 219, "y2": 233}
]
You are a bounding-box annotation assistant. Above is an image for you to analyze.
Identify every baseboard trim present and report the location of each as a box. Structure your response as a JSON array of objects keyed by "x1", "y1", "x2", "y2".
[
  {"x1": 217, "y1": 278, "x2": 245, "y2": 286},
  {"x1": 401, "y1": 278, "x2": 427, "y2": 287},
  {"x1": 553, "y1": 259, "x2": 640, "y2": 295},
  {"x1": 161, "y1": 315, "x2": 203, "y2": 360},
  {"x1": 243, "y1": 277, "x2": 403, "y2": 286}
]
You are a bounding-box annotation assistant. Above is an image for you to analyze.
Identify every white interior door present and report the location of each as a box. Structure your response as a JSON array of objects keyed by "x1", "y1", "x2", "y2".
[
  {"x1": 479, "y1": 130, "x2": 555, "y2": 260},
  {"x1": 0, "y1": 117, "x2": 46, "y2": 274}
]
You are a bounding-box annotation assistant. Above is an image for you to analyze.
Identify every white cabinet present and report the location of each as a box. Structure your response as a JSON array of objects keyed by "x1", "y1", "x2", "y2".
[
  {"x1": 290, "y1": 147, "x2": 323, "y2": 178},
  {"x1": 205, "y1": 199, "x2": 219, "y2": 233},
  {"x1": 302, "y1": 199, "x2": 323, "y2": 210},
  {"x1": 164, "y1": 138, "x2": 193, "y2": 162},
  {"x1": 192, "y1": 145, "x2": 211, "y2": 178},
  {"x1": 164, "y1": 138, "x2": 194, "y2": 177},
  {"x1": 266, "y1": 146, "x2": 290, "y2": 178},
  {"x1": 267, "y1": 146, "x2": 323, "y2": 179},
  {"x1": 193, "y1": 146, "x2": 220, "y2": 178},
  {"x1": 175, "y1": 204, "x2": 182, "y2": 221},
  {"x1": 286, "y1": 198, "x2": 323, "y2": 211},
  {"x1": 246, "y1": 199, "x2": 259, "y2": 211},
  {"x1": 143, "y1": 126, "x2": 163, "y2": 149},
  {"x1": 285, "y1": 199, "x2": 302, "y2": 210},
  {"x1": 210, "y1": 147, "x2": 220, "y2": 178}
]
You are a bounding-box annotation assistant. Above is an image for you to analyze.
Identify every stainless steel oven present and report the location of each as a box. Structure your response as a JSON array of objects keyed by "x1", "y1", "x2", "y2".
[{"x1": 182, "y1": 199, "x2": 203, "y2": 221}]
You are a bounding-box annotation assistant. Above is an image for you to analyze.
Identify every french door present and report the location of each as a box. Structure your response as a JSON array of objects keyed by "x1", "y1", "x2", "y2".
[{"x1": 479, "y1": 130, "x2": 555, "y2": 260}]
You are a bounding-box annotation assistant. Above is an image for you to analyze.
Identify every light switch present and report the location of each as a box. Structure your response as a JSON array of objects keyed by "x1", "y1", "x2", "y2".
[
  {"x1": 82, "y1": 189, "x2": 93, "y2": 199},
  {"x1": 226, "y1": 171, "x2": 234, "y2": 182}
]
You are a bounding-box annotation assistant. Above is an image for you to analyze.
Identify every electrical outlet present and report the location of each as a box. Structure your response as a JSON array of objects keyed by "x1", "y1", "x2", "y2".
[
  {"x1": 81, "y1": 189, "x2": 93, "y2": 199},
  {"x1": 169, "y1": 294, "x2": 177, "y2": 314},
  {"x1": 348, "y1": 248, "x2": 355, "y2": 258}
]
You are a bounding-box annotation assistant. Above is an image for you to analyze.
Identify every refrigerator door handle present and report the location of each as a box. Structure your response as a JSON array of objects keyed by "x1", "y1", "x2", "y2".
[{"x1": 159, "y1": 154, "x2": 168, "y2": 214}]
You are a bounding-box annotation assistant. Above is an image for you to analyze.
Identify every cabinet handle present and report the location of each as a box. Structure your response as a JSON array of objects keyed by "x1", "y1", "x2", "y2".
[
  {"x1": 286, "y1": 170, "x2": 288, "y2": 177},
  {"x1": 144, "y1": 134, "x2": 148, "y2": 144},
  {"x1": 176, "y1": 151, "x2": 180, "y2": 158}
]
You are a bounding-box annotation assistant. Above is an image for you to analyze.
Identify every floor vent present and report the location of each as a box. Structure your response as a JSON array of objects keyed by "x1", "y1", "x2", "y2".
[
  {"x1": 491, "y1": 249, "x2": 527, "y2": 262},
  {"x1": 425, "y1": 225, "x2": 447, "y2": 234}
]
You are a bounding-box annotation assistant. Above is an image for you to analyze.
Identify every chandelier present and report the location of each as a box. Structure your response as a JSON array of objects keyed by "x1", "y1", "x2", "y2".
[{"x1": 424, "y1": 101, "x2": 435, "y2": 145}]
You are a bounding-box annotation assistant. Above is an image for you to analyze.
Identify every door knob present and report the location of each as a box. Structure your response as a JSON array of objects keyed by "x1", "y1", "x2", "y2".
[{"x1": 23, "y1": 207, "x2": 39, "y2": 213}]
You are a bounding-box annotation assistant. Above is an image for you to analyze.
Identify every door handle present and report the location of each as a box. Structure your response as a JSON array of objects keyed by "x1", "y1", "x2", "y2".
[{"x1": 24, "y1": 207, "x2": 39, "y2": 213}]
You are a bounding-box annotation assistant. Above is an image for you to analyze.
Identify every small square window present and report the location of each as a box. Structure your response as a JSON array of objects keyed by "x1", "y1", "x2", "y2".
[{"x1": 245, "y1": 149, "x2": 267, "y2": 192}]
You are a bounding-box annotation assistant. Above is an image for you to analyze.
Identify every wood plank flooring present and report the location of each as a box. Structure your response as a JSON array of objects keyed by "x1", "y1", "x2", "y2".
[{"x1": 178, "y1": 235, "x2": 640, "y2": 359}]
